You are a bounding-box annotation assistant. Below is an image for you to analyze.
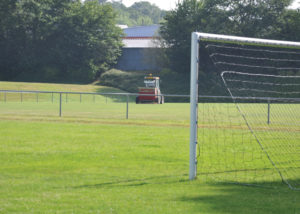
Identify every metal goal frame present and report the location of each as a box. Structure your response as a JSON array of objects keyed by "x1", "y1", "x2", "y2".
[{"x1": 189, "y1": 32, "x2": 300, "y2": 180}]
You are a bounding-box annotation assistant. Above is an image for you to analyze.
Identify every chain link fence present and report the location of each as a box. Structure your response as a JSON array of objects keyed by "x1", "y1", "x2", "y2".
[
  {"x1": 0, "y1": 90, "x2": 295, "y2": 124},
  {"x1": 0, "y1": 90, "x2": 191, "y2": 121}
]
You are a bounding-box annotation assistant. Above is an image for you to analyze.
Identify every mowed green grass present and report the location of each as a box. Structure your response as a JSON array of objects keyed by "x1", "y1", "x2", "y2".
[
  {"x1": 1, "y1": 119, "x2": 300, "y2": 214},
  {"x1": 0, "y1": 81, "x2": 300, "y2": 213}
]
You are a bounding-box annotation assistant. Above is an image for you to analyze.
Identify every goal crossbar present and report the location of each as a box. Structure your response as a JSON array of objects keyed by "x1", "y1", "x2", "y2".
[
  {"x1": 193, "y1": 32, "x2": 300, "y2": 48},
  {"x1": 189, "y1": 32, "x2": 300, "y2": 180}
]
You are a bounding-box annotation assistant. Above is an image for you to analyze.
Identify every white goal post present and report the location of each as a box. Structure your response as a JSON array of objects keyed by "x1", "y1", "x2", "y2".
[{"x1": 189, "y1": 32, "x2": 300, "y2": 181}]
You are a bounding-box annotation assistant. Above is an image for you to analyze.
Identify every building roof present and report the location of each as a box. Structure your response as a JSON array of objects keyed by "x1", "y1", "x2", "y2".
[{"x1": 123, "y1": 25, "x2": 160, "y2": 38}]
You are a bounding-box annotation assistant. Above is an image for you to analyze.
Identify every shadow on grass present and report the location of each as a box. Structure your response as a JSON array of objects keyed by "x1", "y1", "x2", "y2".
[
  {"x1": 179, "y1": 180, "x2": 300, "y2": 214},
  {"x1": 72, "y1": 174, "x2": 189, "y2": 189},
  {"x1": 73, "y1": 175, "x2": 300, "y2": 213},
  {"x1": 96, "y1": 87, "x2": 136, "y2": 103}
]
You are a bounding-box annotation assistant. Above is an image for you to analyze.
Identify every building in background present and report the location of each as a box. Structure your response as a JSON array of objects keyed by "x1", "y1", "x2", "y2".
[{"x1": 115, "y1": 25, "x2": 161, "y2": 71}]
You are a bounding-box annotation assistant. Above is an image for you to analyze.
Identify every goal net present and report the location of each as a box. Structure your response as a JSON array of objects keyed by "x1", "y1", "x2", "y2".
[{"x1": 190, "y1": 33, "x2": 300, "y2": 191}]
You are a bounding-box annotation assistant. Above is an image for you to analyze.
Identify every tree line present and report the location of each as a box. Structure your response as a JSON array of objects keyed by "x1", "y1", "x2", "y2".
[
  {"x1": 160, "y1": 0, "x2": 300, "y2": 74},
  {"x1": 159, "y1": 0, "x2": 300, "y2": 95},
  {"x1": 1, "y1": 0, "x2": 300, "y2": 86},
  {"x1": 87, "y1": 0, "x2": 166, "y2": 26},
  {"x1": 0, "y1": 0, "x2": 123, "y2": 83},
  {"x1": 110, "y1": 1, "x2": 166, "y2": 26},
  {"x1": 0, "y1": 0, "x2": 166, "y2": 83}
]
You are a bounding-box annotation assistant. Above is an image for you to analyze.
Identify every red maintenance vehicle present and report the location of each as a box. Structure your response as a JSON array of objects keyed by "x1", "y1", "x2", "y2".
[{"x1": 136, "y1": 74, "x2": 164, "y2": 104}]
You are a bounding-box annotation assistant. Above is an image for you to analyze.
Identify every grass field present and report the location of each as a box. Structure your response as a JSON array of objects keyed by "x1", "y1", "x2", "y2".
[{"x1": 0, "y1": 81, "x2": 300, "y2": 213}]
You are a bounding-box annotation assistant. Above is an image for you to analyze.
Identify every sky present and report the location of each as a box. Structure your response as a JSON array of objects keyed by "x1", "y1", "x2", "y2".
[
  {"x1": 120, "y1": 0, "x2": 300, "y2": 11},
  {"x1": 291, "y1": 0, "x2": 300, "y2": 9},
  {"x1": 115, "y1": 0, "x2": 179, "y2": 10},
  {"x1": 83, "y1": 0, "x2": 300, "y2": 11}
]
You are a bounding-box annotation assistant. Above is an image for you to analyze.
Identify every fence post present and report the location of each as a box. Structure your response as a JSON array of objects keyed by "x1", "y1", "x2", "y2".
[
  {"x1": 21, "y1": 93, "x2": 23, "y2": 102},
  {"x1": 52, "y1": 92, "x2": 54, "y2": 103},
  {"x1": 126, "y1": 94, "x2": 129, "y2": 119},
  {"x1": 80, "y1": 93, "x2": 82, "y2": 103},
  {"x1": 59, "y1": 93, "x2": 62, "y2": 117},
  {"x1": 267, "y1": 98, "x2": 271, "y2": 124}
]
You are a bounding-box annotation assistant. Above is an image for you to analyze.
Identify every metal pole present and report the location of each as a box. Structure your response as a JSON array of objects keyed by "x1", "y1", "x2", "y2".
[
  {"x1": 267, "y1": 98, "x2": 271, "y2": 124},
  {"x1": 36, "y1": 93, "x2": 39, "y2": 103},
  {"x1": 66, "y1": 93, "x2": 68, "y2": 103},
  {"x1": 190, "y1": 32, "x2": 199, "y2": 180},
  {"x1": 52, "y1": 92, "x2": 54, "y2": 103},
  {"x1": 59, "y1": 93, "x2": 62, "y2": 117},
  {"x1": 126, "y1": 95, "x2": 129, "y2": 119},
  {"x1": 4, "y1": 92, "x2": 6, "y2": 102},
  {"x1": 21, "y1": 93, "x2": 23, "y2": 102},
  {"x1": 80, "y1": 93, "x2": 82, "y2": 103}
]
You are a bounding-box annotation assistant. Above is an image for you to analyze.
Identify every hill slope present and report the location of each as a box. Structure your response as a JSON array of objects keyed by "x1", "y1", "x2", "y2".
[
  {"x1": 99, "y1": 69, "x2": 190, "y2": 102},
  {"x1": 0, "y1": 81, "x2": 123, "y2": 94}
]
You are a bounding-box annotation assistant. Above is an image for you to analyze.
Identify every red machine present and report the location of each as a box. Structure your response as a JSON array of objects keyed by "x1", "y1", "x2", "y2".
[{"x1": 136, "y1": 74, "x2": 164, "y2": 104}]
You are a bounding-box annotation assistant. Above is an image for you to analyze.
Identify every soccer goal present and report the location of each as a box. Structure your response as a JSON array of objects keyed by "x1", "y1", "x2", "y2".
[{"x1": 190, "y1": 32, "x2": 300, "y2": 190}]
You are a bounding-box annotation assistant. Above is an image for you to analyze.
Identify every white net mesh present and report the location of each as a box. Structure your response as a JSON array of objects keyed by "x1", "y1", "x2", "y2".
[{"x1": 198, "y1": 38, "x2": 300, "y2": 190}]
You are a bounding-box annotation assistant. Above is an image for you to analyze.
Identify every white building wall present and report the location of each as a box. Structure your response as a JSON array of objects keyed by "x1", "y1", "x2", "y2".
[{"x1": 123, "y1": 39, "x2": 158, "y2": 48}]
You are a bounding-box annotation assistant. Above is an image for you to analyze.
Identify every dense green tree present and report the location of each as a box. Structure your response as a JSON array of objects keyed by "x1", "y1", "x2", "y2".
[
  {"x1": 278, "y1": 9, "x2": 300, "y2": 41},
  {"x1": 0, "y1": 0, "x2": 123, "y2": 83},
  {"x1": 42, "y1": 0, "x2": 123, "y2": 82},
  {"x1": 160, "y1": 0, "x2": 295, "y2": 74},
  {"x1": 212, "y1": 0, "x2": 292, "y2": 38},
  {"x1": 0, "y1": 0, "x2": 22, "y2": 80},
  {"x1": 160, "y1": 0, "x2": 209, "y2": 73},
  {"x1": 159, "y1": 0, "x2": 300, "y2": 95},
  {"x1": 129, "y1": 1, "x2": 164, "y2": 24},
  {"x1": 109, "y1": 1, "x2": 166, "y2": 26}
]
